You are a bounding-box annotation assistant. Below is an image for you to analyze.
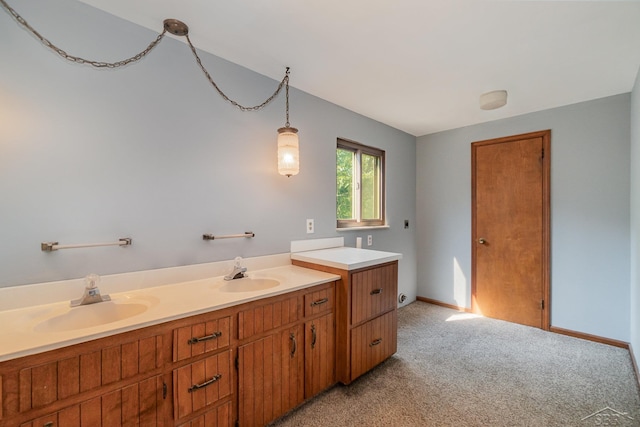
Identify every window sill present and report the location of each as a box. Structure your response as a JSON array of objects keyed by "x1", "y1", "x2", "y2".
[{"x1": 336, "y1": 225, "x2": 390, "y2": 231}]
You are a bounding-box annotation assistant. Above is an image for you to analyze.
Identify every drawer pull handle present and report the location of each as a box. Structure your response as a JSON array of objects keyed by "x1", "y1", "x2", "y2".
[
  {"x1": 188, "y1": 331, "x2": 222, "y2": 345},
  {"x1": 290, "y1": 332, "x2": 297, "y2": 358},
  {"x1": 370, "y1": 288, "x2": 383, "y2": 295},
  {"x1": 311, "y1": 324, "x2": 317, "y2": 349},
  {"x1": 370, "y1": 338, "x2": 383, "y2": 347},
  {"x1": 311, "y1": 297, "x2": 329, "y2": 307},
  {"x1": 188, "y1": 374, "x2": 222, "y2": 393}
]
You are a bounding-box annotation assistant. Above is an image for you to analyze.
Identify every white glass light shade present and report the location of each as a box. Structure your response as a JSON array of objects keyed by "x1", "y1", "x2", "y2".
[
  {"x1": 479, "y1": 90, "x2": 508, "y2": 110},
  {"x1": 277, "y1": 127, "x2": 299, "y2": 177}
]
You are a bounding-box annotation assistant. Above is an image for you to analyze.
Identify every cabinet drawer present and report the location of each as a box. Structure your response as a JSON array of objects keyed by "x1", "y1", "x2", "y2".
[
  {"x1": 350, "y1": 263, "x2": 397, "y2": 325},
  {"x1": 173, "y1": 350, "x2": 232, "y2": 421},
  {"x1": 174, "y1": 315, "x2": 231, "y2": 362},
  {"x1": 176, "y1": 400, "x2": 232, "y2": 427},
  {"x1": 238, "y1": 295, "x2": 301, "y2": 340},
  {"x1": 350, "y1": 311, "x2": 397, "y2": 381},
  {"x1": 304, "y1": 284, "x2": 335, "y2": 317}
]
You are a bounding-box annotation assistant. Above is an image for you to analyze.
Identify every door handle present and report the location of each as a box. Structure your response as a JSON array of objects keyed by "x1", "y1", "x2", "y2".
[{"x1": 478, "y1": 238, "x2": 487, "y2": 244}]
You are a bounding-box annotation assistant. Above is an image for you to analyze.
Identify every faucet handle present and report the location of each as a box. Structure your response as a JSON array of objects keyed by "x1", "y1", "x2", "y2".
[
  {"x1": 84, "y1": 273, "x2": 100, "y2": 289},
  {"x1": 233, "y1": 256, "x2": 243, "y2": 268}
]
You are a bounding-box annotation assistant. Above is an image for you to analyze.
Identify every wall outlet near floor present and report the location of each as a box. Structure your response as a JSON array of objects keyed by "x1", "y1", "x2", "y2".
[
  {"x1": 306, "y1": 219, "x2": 314, "y2": 234},
  {"x1": 367, "y1": 235, "x2": 372, "y2": 246}
]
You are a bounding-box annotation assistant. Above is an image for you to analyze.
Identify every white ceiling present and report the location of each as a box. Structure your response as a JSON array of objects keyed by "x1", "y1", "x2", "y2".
[{"x1": 76, "y1": 0, "x2": 640, "y2": 136}]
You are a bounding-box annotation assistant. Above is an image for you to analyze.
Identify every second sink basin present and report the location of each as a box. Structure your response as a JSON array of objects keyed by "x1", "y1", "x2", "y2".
[
  {"x1": 218, "y1": 278, "x2": 280, "y2": 293},
  {"x1": 34, "y1": 295, "x2": 158, "y2": 333}
]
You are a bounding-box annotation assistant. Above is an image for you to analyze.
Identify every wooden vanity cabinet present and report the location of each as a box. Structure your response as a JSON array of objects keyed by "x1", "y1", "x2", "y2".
[
  {"x1": 236, "y1": 293, "x2": 304, "y2": 427},
  {"x1": 292, "y1": 260, "x2": 398, "y2": 385},
  {"x1": 0, "y1": 326, "x2": 169, "y2": 427},
  {"x1": 0, "y1": 280, "x2": 337, "y2": 427},
  {"x1": 170, "y1": 310, "x2": 234, "y2": 427},
  {"x1": 236, "y1": 282, "x2": 336, "y2": 427}
]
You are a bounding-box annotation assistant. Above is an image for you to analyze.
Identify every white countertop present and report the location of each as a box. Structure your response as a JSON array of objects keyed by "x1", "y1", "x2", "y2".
[
  {"x1": 290, "y1": 247, "x2": 402, "y2": 270},
  {"x1": 0, "y1": 265, "x2": 339, "y2": 362}
]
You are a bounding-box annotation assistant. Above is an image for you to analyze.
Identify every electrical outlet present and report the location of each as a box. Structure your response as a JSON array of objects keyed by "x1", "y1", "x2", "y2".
[
  {"x1": 367, "y1": 235, "x2": 372, "y2": 246},
  {"x1": 306, "y1": 219, "x2": 314, "y2": 234}
]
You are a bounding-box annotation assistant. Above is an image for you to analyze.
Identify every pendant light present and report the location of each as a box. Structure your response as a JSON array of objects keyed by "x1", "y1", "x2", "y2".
[
  {"x1": 2, "y1": 3, "x2": 302, "y2": 177},
  {"x1": 277, "y1": 68, "x2": 299, "y2": 177}
]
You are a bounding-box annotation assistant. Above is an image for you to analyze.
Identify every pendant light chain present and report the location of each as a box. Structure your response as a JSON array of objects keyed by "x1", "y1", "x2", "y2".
[
  {"x1": 184, "y1": 34, "x2": 289, "y2": 112},
  {"x1": 285, "y1": 67, "x2": 291, "y2": 127},
  {"x1": 0, "y1": 0, "x2": 167, "y2": 68},
  {"x1": 1, "y1": 0, "x2": 290, "y2": 111}
]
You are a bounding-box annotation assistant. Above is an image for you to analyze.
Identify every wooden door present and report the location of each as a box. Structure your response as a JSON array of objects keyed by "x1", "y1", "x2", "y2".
[
  {"x1": 238, "y1": 325, "x2": 304, "y2": 427},
  {"x1": 472, "y1": 130, "x2": 550, "y2": 329}
]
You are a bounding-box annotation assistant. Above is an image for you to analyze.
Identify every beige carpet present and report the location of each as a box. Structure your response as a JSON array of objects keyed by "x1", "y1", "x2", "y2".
[{"x1": 269, "y1": 301, "x2": 640, "y2": 427}]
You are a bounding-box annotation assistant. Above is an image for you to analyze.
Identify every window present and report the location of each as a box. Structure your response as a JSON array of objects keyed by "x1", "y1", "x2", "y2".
[{"x1": 336, "y1": 138, "x2": 385, "y2": 228}]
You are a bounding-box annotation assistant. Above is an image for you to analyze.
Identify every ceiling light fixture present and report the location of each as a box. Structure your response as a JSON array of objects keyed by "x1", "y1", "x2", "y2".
[
  {"x1": 277, "y1": 69, "x2": 299, "y2": 177},
  {"x1": 479, "y1": 90, "x2": 508, "y2": 110},
  {"x1": 1, "y1": 1, "x2": 299, "y2": 176}
]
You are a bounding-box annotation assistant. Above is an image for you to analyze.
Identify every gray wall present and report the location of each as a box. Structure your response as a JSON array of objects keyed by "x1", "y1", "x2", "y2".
[
  {"x1": 417, "y1": 94, "x2": 631, "y2": 342},
  {"x1": 0, "y1": 0, "x2": 417, "y2": 302},
  {"x1": 631, "y1": 67, "x2": 640, "y2": 367}
]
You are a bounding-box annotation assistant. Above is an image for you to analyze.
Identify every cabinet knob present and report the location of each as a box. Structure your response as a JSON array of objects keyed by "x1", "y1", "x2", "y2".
[{"x1": 478, "y1": 238, "x2": 487, "y2": 245}]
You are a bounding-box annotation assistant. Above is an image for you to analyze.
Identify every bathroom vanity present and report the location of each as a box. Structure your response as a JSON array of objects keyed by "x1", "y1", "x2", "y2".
[
  {"x1": 290, "y1": 245, "x2": 402, "y2": 385},
  {"x1": 0, "y1": 246, "x2": 400, "y2": 427}
]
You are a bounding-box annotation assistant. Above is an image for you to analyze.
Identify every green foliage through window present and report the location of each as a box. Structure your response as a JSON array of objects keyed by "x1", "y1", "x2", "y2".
[
  {"x1": 337, "y1": 148, "x2": 354, "y2": 220},
  {"x1": 336, "y1": 139, "x2": 385, "y2": 228}
]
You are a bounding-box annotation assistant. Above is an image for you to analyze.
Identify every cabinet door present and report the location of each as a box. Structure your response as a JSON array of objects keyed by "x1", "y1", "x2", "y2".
[
  {"x1": 238, "y1": 325, "x2": 304, "y2": 427},
  {"x1": 305, "y1": 312, "x2": 335, "y2": 398},
  {"x1": 351, "y1": 263, "x2": 398, "y2": 325},
  {"x1": 350, "y1": 310, "x2": 397, "y2": 381}
]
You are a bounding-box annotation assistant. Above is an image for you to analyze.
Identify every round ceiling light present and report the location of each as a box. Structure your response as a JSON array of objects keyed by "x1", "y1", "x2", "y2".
[{"x1": 479, "y1": 90, "x2": 508, "y2": 110}]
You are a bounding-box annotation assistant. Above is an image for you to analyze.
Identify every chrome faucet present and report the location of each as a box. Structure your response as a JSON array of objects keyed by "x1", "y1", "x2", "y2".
[
  {"x1": 224, "y1": 257, "x2": 247, "y2": 280},
  {"x1": 70, "y1": 274, "x2": 111, "y2": 307}
]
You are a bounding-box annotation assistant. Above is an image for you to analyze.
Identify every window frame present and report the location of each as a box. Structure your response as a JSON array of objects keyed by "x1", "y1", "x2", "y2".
[{"x1": 336, "y1": 138, "x2": 386, "y2": 229}]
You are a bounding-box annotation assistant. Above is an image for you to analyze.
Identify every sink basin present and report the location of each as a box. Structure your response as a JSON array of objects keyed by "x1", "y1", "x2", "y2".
[
  {"x1": 34, "y1": 295, "x2": 158, "y2": 333},
  {"x1": 218, "y1": 278, "x2": 280, "y2": 293}
]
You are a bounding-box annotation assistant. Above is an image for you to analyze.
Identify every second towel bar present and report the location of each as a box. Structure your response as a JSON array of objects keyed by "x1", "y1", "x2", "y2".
[{"x1": 202, "y1": 232, "x2": 255, "y2": 240}]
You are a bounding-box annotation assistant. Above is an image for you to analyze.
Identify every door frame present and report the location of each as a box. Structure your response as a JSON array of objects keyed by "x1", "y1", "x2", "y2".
[{"x1": 471, "y1": 130, "x2": 551, "y2": 330}]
